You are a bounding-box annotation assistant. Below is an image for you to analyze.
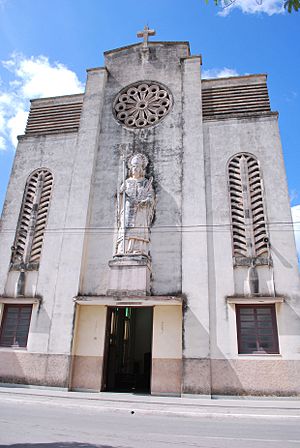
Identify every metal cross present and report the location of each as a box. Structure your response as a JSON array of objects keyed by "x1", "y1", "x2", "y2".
[{"x1": 137, "y1": 25, "x2": 156, "y2": 49}]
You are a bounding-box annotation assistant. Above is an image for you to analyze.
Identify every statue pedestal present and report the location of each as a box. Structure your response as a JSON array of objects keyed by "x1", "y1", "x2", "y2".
[{"x1": 107, "y1": 255, "x2": 151, "y2": 296}]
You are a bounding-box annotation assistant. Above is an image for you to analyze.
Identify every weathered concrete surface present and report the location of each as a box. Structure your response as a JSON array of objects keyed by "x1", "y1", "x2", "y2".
[
  {"x1": 70, "y1": 305, "x2": 107, "y2": 391},
  {"x1": 0, "y1": 69, "x2": 107, "y2": 387},
  {"x1": 202, "y1": 108, "x2": 300, "y2": 397},
  {"x1": 181, "y1": 56, "x2": 211, "y2": 396},
  {"x1": 211, "y1": 359, "x2": 300, "y2": 396},
  {"x1": 80, "y1": 43, "x2": 190, "y2": 296},
  {"x1": 151, "y1": 305, "x2": 182, "y2": 395},
  {"x1": 151, "y1": 358, "x2": 182, "y2": 395},
  {"x1": 71, "y1": 355, "x2": 103, "y2": 391},
  {"x1": 182, "y1": 358, "x2": 211, "y2": 395},
  {"x1": 107, "y1": 257, "x2": 151, "y2": 296},
  {"x1": 0, "y1": 41, "x2": 300, "y2": 397},
  {"x1": 0, "y1": 351, "x2": 69, "y2": 387}
]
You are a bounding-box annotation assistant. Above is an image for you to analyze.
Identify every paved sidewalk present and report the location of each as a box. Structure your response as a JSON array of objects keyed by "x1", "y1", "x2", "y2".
[{"x1": 0, "y1": 384, "x2": 300, "y2": 419}]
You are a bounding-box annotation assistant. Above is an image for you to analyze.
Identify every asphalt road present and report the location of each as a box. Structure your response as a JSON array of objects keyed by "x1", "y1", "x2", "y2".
[{"x1": 0, "y1": 394, "x2": 300, "y2": 448}]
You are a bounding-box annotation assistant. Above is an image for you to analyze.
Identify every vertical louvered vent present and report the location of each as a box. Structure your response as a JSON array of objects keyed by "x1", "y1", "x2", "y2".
[
  {"x1": 11, "y1": 169, "x2": 53, "y2": 269},
  {"x1": 228, "y1": 154, "x2": 269, "y2": 260}
]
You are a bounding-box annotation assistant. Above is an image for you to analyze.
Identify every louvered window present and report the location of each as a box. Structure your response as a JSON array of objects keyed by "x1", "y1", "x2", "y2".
[
  {"x1": 228, "y1": 154, "x2": 269, "y2": 262},
  {"x1": 11, "y1": 169, "x2": 53, "y2": 270}
]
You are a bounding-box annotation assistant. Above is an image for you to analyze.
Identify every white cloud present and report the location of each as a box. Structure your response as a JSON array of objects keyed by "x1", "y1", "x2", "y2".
[
  {"x1": 7, "y1": 109, "x2": 29, "y2": 147},
  {"x1": 0, "y1": 53, "x2": 84, "y2": 151},
  {"x1": 219, "y1": 0, "x2": 284, "y2": 16},
  {"x1": 0, "y1": 136, "x2": 6, "y2": 150},
  {"x1": 291, "y1": 205, "x2": 300, "y2": 261},
  {"x1": 202, "y1": 67, "x2": 240, "y2": 79},
  {"x1": 3, "y1": 54, "x2": 83, "y2": 99}
]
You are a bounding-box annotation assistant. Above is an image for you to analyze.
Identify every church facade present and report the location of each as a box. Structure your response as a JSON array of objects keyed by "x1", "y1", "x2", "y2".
[{"x1": 0, "y1": 31, "x2": 299, "y2": 396}]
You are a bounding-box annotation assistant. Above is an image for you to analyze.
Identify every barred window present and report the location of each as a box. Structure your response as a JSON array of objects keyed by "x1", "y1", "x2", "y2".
[
  {"x1": 228, "y1": 154, "x2": 269, "y2": 260},
  {"x1": 11, "y1": 169, "x2": 53, "y2": 269},
  {"x1": 236, "y1": 305, "x2": 279, "y2": 354}
]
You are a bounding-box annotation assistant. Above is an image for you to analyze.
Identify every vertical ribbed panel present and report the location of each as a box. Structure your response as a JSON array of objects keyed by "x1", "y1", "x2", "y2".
[
  {"x1": 228, "y1": 154, "x2": 268, "y2": 260},
  {"x1": 12, "y1": 169, "x2": 53, "y2": 268},
  {"x1": 247, "y1": 158, "x2": 268, "y2": 257},
  {"x1": 228, "y1": 157, "x2": 248, "y2": 257},
  {"x1": 13, "y1": 173, "x2": 38, "y2": 263},
  {"x1": 30, "y1": 171, "x2": 53, "y2": 262}
]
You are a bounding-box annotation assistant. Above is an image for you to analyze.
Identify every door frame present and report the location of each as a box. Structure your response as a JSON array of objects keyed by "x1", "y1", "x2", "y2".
[{"x1": 101, "y1": 305, "x2": 153, "y2": 393}]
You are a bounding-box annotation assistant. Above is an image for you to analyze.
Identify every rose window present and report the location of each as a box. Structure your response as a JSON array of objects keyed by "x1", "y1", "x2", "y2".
[{"x1": 113, "y1": 81, "x2": 172, "y2": 128}]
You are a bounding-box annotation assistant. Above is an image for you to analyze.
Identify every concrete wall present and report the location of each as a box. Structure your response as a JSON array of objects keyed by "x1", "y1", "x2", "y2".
[
  {"x1": 0, "y1": 69, "x2": 107, "y2": 387},
  {"x1": 80, "y1": 43, "x2": 190, "y2": 296},
  {"x1": 181, "y1": 57, "x2": 211, "y2": 395},
  {"x1": 78, "y1": 44, "x2": 212, "y2": 394},
  {"x1": 1, "y1": 40, "x2": 299, "y2": 396},
  {"x1": 0, "y1": 131, "x2": 78, "y2": 386},
  {"x1": 151, "y1": 305, "x2": 182, "y2": 396},
  {"x1": 71, "y1": 305, "x2": 107, "y2": 391},
  {"x1": 203, "y1": 111, "x2": 300, "y2": 395}
]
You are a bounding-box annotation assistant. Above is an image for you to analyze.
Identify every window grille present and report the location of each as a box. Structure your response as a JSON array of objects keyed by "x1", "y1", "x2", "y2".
[
  {"x1": 228, "y1": 154, "x2": 269, "y2": 260},
  {"x1": 11, "y1": 169, "x2": 53, "y2": 269},
  {"x1": 0, "y1": 304, "x2": 32, "y2": 347},
  {"x1": 236, "y1": 305, "x2": 279, "y2": 354}
]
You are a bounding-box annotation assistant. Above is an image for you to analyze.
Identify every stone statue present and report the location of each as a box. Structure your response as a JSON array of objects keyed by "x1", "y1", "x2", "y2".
[{"x1": 116, "y1": 153, "x2": 155, "y2": 257}]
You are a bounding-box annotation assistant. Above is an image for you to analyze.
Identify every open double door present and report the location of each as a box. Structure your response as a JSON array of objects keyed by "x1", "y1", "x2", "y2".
[{"x1": 103, "y1": 306, "x2": 153, "y2": 393}]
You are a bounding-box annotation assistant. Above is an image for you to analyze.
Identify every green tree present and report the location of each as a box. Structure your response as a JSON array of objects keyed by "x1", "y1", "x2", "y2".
[
  {"x1": 207, "y1": 0, "x2": 299, "y2": 12},
  {"x1": 285, "y1": 0, "x2": 299, "y2": 12}
]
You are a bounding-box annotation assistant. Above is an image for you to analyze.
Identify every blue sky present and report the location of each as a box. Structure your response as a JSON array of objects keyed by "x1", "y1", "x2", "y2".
[{"x1": 0, "y1": 0, "x2": 299, "y2": 256}]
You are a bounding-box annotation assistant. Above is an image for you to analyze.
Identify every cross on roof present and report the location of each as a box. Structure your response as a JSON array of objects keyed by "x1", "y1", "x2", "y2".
[{"x1": 137, "y1": 25, "x2": 156, "y2": 48}]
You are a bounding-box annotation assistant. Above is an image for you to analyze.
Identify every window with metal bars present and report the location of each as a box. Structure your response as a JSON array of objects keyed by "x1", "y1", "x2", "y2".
[
  {"x1": 228, "y1": 153, "x2": 269, "y2": 262},
  {"x1": 11, "y1": 169, "x2": 53, "y2": 270},
  {"x1": 236, "y1": 305, "x2": 279, "y2": 354},
  {"x1": 0, "y1": 304, "x2": 32, "y2": 347}
]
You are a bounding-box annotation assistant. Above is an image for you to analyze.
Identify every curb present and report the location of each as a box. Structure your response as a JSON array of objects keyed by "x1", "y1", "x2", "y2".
[{"x1": 1, "y1": 386, "x2": 300, "y2": 420}]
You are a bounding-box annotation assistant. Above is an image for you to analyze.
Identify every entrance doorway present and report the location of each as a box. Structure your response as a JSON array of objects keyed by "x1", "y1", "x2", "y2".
[{"x1": 103, "y1": 307, "x2": 153, "y2": 393}]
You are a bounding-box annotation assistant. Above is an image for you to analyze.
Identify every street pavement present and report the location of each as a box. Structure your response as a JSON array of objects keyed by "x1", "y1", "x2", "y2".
[{"x1": 0, "y1": 386, "x2": 300, "y2": 448}]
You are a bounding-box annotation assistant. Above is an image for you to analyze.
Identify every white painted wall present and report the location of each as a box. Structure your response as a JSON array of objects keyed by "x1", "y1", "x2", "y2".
[
  {"x1": 73, "y1": 305, "x2": 107, "y2": 357},
  {"x1": 0, "y1": 68, "x2": 108, "y2": 358},
  {"x1": 152, "y1": 306, "x2": 182, "y2": 359},
  {"x1": 203, "y1": 112, "x2": 300, "y2": 361}
]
